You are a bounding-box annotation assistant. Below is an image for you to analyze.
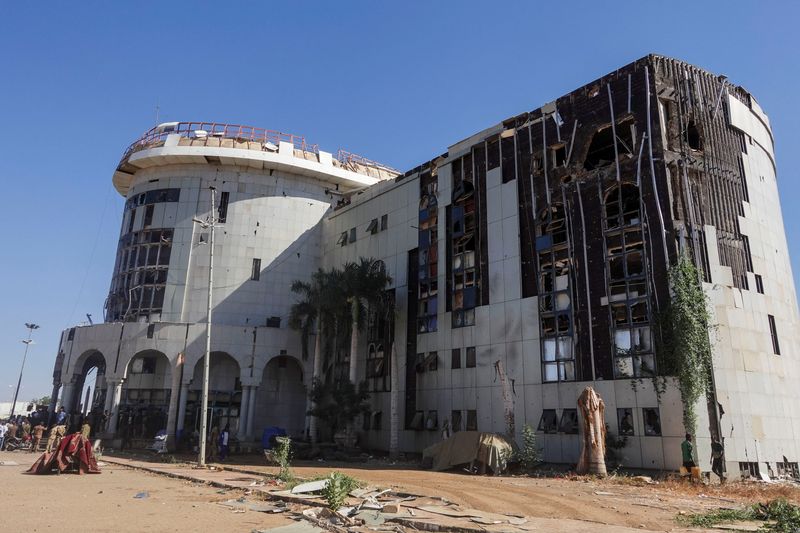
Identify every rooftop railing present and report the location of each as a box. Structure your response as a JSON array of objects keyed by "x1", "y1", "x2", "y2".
[{"x1": 120, "y1": 121, "x2": 400, "y2": 175}]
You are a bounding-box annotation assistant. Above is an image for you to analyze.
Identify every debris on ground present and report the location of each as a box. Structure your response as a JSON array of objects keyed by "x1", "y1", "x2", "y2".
[
  {"x1": 0, "y1": 461, "x2": 20, "y2": 466},
  {"x1": 218, "y1": 498, "x2": 288, "y2": 513},
  {"x1": 291, "y1": 479, "x2": 328, "y2": 494},
  {"x1": 422, "y1": 431, "x2": 514, "y2": 474},
  {"x1": 134, "y1": 492, "x2": 149, "y2": 499}
]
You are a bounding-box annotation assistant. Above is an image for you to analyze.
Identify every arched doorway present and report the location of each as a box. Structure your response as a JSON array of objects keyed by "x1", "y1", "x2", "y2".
[
  {"x1": 68, "y1": 350, "x2": 107, "y2": 423},
  {"x1": 118, "y1": 350, "x2": 172, "y2": 441},
  {"x1": 253, "y1": 356, "x2": 306, "y2": 439},
  {"x1": 186, "y1": 352, "x2": 242, "y2": 436}
]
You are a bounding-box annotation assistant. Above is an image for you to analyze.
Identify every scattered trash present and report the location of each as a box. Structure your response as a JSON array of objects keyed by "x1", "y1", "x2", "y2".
[
  {"x1": 0, "y1": 461, "x2": 20, "y2": 466},
  {"x1": 594, "y1": 491, "x2": 616, "y2": 496},
  {"x1": 134, "y1": 492, "x2": 149, "y2": 499}
]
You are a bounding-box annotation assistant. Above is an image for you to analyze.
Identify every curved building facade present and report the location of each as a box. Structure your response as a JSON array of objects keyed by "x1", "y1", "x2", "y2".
[{"x1": 52, "y1": 56, "x2": 800, "y2": 478}]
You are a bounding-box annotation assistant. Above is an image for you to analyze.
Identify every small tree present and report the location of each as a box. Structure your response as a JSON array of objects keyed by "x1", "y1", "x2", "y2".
[
  {"x1": 307, "y1": 380, "x2": 370, "y2": 439},
  {"x1": 517, "y1": 424, "x2": 540, "y2": 473},
  {"x1": 274, "y1": 436, "x2": 293, "y2": 482}
]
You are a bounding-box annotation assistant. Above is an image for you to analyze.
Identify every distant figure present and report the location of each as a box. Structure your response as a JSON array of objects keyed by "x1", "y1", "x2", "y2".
[
  {"x1": 711, "y1": 439, "x2": 725, "y2": 482},
  {"x1": 55, "y1": 407, "x2": 67, "y2": 426},
  {"x1": 219, "y1": 424, "x2": 230, "y2": 461},
  {"x1": 0, "y1": 422, "x2": 7, "y2": 451},
  {"x1": 81, "y1": 420, "x2": 91, "y2": 440},
  {"x1": 31, "y1": 422, "x2": 45, "y2": 452},
  {"x1": 45, "y1": 424, "x2": 66, "y2": 453},
  {"x1": 681, "y1": 433, "x2": 696, "y2": 471}
]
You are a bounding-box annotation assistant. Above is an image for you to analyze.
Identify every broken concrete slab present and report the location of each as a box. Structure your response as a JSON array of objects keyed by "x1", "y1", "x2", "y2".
[
  {"x1": 217, "y1": 498, "x2": 287, "y2": 513},
  {"x1": 252, "y1": 523, "x2": 326, "y2": 533},
  {"x1": 291, "y1": 479, "x2": 328, "y2": 494}
]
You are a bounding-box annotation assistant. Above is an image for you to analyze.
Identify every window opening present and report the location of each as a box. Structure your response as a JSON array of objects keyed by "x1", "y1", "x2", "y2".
[
  {"x1": 465, "y1": 409, "x2": 477, "y2": 431},
  {"x1": 617, "y1": 408, "x2": 634, "y2": 435},
  {"x1": 143, "y1": 205, "x2": 154, "y2": 227},
  {"x1": 642, "y1": 408, "x2": 661, "y2": 436},
  {"x1": 451, "y1": 410, "x2": 462, "y2": 432},
  {"x1": 251, "y1": 258, "x2": 261, "y2": 281},
  {"x1": 559, "y1": 409, "x2": 579, "y2": 434},
  {"x1": 584, "y1": 118, "x2": 635, "y2": 170},
  {"x1": 417, "y1": 171, "x2": 439, "y2": 333},
  {"x1": 687, "y1": 120, "x2": 702, "y2": 151},
  {"x1": 755, "y1": 274, "x2": 764, "y2": 294},
  {"x1": 266, "y1": 316, "x2": 281, "y2": 328},
  {"x1": 217, "y1": 191, "x2": 230, "y2": 223},
  {"x1": 349, "y1": 227, "x2": 356, "y2": 243},
  {"x1": 451, "y1": 348, "x2": 461, "y2": 369},
  {"x1": 380, "y1": 214, "x2": 388, "y2": 231},
  {"x1": 465, "y1": 346, "x2": 476, "y2": 368},
  {"x1": 367, "y1": 218, "x2": 379, "y2": 234},
  {"x1": 768, "y1": 314, "x2": 780, "y2": 355},
  {"x1": 537, "y1": 409, "x2": 558, "y2": 433}
]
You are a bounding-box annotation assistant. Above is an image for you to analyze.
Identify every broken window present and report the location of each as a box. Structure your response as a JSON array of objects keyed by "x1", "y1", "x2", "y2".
[
  {"x1": 409, "y1": 411, "x2": 424, "y2": 430},
  {"x1": 551, "y1": 144, "x2": 566, "y2": 168},
  {"x1": 143, "y1": 204, "x2": 154, "y2": 227},
  {"x1": 487, "y1": 136, "x2": 500, "y2": 170},
  {"x1": 217, "y1": 191, "x2": 230, "y2": 223},
  {"x1": 337, "y1": 231, "x2": 348, "y2": 246},
  {"x1": 501, "y1": 133, "x2": 516, "y2": 183},
  {"x1": 559, "y1": 409, "x2": 579, "y2": 434},
  {"x1": 584, "y1": 118, "x2": 635, "y2": 170},
  {"x1": 739, "y1": 462, "x2": 760, "y2": 480},
  {"x1": 617, "y1": 408, "x2": 634, "y2": 436},
  {"x1": 426, "y1": 410, "x2": 438, "y2": 430},
  {"x1": 768, "y1": 314, "x2": 781, "y2": 355},
  {"x1": 465, "y1": 409, "x2": 477, "y2": 431},
  {"x1": 451, "y1": 410, "x2": 462, "y2": 432},
  {"x1": 537, "y1": 409, "x2": 558, "y2": 433},
  {"x1": 642, "y1": 408, "x2": 661, "y2": 436},
  {"x1": 451, "y1": 348, "x2": 461, "y2": 369},
  {"x1": 465, "y1": 347, "x2": 476, "y2": 368},
  {"x1": 537, "y1": 204, "x2": 575, "y2": 382},
  {"x1": 687, "y1": 120, "x2": 702, "y2": 151},
  {"x1": 451, "y1": 156, "x2": 480, "y2": 328},
  {"x1": 367, "y1": 218, "x2": 379, "y2": 234},
  {"x1": 251, "y1": 258, "x2": 261, "y2": 281},
  {"x1": 418, "y1": 171, "x2": 439, "y2": 333}
]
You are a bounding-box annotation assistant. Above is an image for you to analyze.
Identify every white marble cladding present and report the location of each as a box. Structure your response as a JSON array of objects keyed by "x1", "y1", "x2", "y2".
[{"x1": 122, "y1": 164, "x2": 336, "y2": 328}]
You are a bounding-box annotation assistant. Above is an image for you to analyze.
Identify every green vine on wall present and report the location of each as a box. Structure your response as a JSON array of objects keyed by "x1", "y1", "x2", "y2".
[{"x1": 654, "y1": 253, "x2": 714, "y2": 434}]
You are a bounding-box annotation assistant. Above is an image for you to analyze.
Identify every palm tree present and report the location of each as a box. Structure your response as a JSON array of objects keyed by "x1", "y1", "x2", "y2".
[{"x1": 342, "y1": 258, "x2": 393, "y2": 385}]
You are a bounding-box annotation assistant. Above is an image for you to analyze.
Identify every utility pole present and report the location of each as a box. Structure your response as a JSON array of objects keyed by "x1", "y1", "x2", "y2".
[
  {"x1": 11, "y1": 323, "x2": 39, "y2": 417},
  {"x1": 194, "y1": 187, "x2": 216, "y2": 467}
]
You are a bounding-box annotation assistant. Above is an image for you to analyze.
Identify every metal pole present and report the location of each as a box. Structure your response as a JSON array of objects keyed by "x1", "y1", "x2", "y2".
[
  {"x1": 198, "y1": 187, "x2": 216, "y2": 467},
  {"x1": 11, "y1": 323, "x2": 38, "y2": 418}
]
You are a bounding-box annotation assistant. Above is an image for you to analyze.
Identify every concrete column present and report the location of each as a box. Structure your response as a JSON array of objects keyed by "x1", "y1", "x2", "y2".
[
  {"x1": 107, "y1": 380, "x2": 124, "y2": 435},
  {"x1": 60, "y1": 383, "x2": 76, "y2": 413},
  {"x1": 238, "y1": 386, "x2": 250, "y2": 440},
  {"x1": 246, "y1": 385, "x2": 257, "y2": 440},
  {"x1": 176, "y1": 383, "x2": 189, "y2": 433},
  {"x1": 102, "y1": 383, "x2": 115, "y2": 433},
  {"x1": 48, "y1": 382, "x2": 61, "y2": 424}
]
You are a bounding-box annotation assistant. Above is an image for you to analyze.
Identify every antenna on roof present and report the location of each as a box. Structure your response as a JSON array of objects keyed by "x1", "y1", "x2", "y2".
[{"x1": 155, "y1": 99, "x2": 160, "y2": 126}]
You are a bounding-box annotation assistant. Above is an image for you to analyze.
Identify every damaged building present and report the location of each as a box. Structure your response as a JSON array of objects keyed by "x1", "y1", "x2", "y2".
[{"x1": 52, "y1": 54, "x2": 799, "y2": 478}]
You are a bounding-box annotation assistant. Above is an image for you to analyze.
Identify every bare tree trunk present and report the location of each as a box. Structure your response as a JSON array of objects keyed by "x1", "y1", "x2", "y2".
[
  {"x1": 389, "y1": 342, "x2": 400, "y2": 459},
  {"x1": 494, "y1": 360, "x2": 515, "y2": 439},
  {"x1": 576, "y1": 386, "x2": 607, "y2": 476},
  {"x1": 309, "y1": 318, "x2": 323, "y2": 446}
]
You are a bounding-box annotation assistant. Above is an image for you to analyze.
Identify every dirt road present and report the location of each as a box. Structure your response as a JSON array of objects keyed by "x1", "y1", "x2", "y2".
[{"x1": 0, "y1": 451, "x2": 291, "y2": 532}]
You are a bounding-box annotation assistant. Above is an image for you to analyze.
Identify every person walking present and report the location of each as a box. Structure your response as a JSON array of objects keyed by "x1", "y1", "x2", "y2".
[
  {"x1": 0, "y1": 422, "x2": 7, "y2": 451},
  {"x1": 219, "y1": 424, "x2": 230, "y2": 461},
  {"x1": 31, "y1": 422, "x2": 45, "y2": 453},
  {"x1": 681, "y1": 433, "x2": 696, "y2": 477}
]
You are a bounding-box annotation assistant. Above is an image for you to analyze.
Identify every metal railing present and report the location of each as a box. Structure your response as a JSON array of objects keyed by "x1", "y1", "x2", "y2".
[{"x1": 120, "y1": 121, "x2": 399, "y2": 175}]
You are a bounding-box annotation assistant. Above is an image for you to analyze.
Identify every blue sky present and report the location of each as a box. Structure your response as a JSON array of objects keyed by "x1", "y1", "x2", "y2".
[{"x1": 1, "y1": 1, "x2": 798, "y2": 399}]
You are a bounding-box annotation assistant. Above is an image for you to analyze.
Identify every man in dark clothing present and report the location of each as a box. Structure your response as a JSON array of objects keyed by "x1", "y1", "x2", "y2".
[
  {"x1": 711, "y1": 439, "x2": 725, "y2": 482},
  {"x1": 681, "y1": 433, "x2": 696, "y2": 470}
]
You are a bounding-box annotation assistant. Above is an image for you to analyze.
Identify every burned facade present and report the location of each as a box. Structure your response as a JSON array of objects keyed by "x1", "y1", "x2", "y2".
[{"x1": 53, "y1": 55, "x2": 799, "y2": 478}]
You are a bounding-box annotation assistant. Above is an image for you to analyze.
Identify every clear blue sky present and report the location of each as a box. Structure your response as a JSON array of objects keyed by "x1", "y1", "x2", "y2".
[{"x1": 1, "y1": 1, "x2": 798, "y2": 400}]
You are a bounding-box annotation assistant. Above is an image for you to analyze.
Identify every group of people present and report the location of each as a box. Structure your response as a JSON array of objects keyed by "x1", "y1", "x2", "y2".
[{"x1": 0, "y1": 407, "x2": 102, "y2": 454}]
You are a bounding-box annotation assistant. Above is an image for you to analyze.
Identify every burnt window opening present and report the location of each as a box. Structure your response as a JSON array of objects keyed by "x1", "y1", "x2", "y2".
[
  {"x1": 687, "y1": 120, "x2": 702, "y2": 151},
  {"x1": 127, "y1": 211, "x2": 136, "y2": 234},
  {"x1": 776, "y1": 462, "x2": 799, "y2": 479},
  {"x1": 366, "y1": 293, "x2": 393, "y2": 393},
  {"x1": 266, "y1": 316, "x2": 281, "y2": 328},
  {"x1": 617, "y1": 408, "x2": 634, "y2": 436},
  {"x1": 642, "y1": 408, "x2": 661, "y2": 436},
  {"x1": 537, "y1": 409, "x2": 558, "y2": 433},
  {"x1": 501, "y1": 134, "x2": 516, "y2": 183},
  {"x1": 584, "y1": 118, "x2": 635, "y2": 170},
  {"x1": 418, "y1": 171, "x2": 439, "y2": 333},
  {"x1": 143, "y1": 205, "x2": 154, "y2": 227},
  {"x1": 451, "y1": 410, "x2": 462, "y2": 432},
  {"x1": 380, "y1": 214, "x2": 388, "y2": 231},
  {"x1": 604, "y1": 185, "x2": 654, "y2": 378},
  {"x1": 338, "y1": 231, "x2": 348, "y2": 246},
  {"x1": 559, "y1": 408, "x2": 579, "y2": 434},
  {"x1": 465, "y1": 409, "x2": 477, "y2": 431},
  {"x1": 739, "y1": 462, "x2": 761, "y2": 480},
  {"x1": 768, "y1": 314, "x2": 781, "y2": 355},
  {"x1": 124, "y1": 188, "x2": 180, "y2": 211},
  {"x1": 451, "y1": 348, "x2": 461, "y2": 369},
  {"x1": 465, "y1": 346, "x2": 476, "y2": 368},
  {"x1": 537, "y1": 204, "x2": 575, "y2": 382},
  {"x1": 251, "y1": 258, "x2": 261, "y2": 281},
  {"x1": 217, "y1": 191, "x2": 230, "y2": 223},
  {"x1": 552, "y1": 144, "x2": 567, "y2": 168},
  {"x1": 487, "y1": 136, "x2": 500, "y2": 170},
  {"x1": 755, "y1": 274, "x2": 764, "y2": 294}
]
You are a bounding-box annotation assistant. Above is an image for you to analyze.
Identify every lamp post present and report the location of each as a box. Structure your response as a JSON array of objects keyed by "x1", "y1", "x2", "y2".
[
  {"x1": 192, "y1": 187, "x2": 216, "y2": 467},
  {"x1": 11, "y1": 322, "x2": 39, "y2": 417}
]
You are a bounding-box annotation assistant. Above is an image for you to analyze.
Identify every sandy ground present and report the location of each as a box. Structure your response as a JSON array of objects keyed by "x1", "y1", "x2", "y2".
[{"x1": 0, "y1": 451, "x2": 291, "y2": 533}]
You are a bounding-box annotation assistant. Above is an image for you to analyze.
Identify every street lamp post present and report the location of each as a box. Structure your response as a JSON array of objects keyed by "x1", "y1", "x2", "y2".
[
  {"x1": 11, "y1": 322, "x2": 39, "y2": 418},
  {"x1": 192, "y1": 187, "x2": 216, "y2": 467}
]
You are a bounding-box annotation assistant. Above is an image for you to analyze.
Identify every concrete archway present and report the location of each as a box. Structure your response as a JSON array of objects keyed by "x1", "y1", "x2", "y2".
[
  {"x1": 252, "y1": 355, "x2": 306, "y2": 439},
  {"x1": 117, "y1": 350, "x2": 172, "y2": 441},
  {"x1": 66, "y1": 350, "x2": 107, "y2": 422},
  {"x1": 186, "y1": 352, "x2": 242, "y2": 436}
]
